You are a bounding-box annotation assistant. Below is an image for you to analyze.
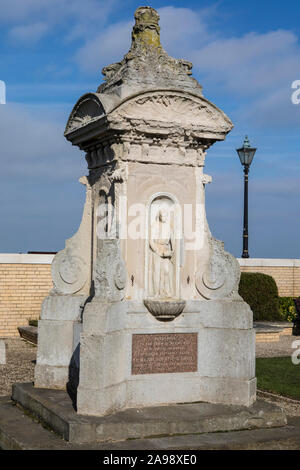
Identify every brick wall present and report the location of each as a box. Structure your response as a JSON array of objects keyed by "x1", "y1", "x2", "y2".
[
  {"x1": 238, "y1": 259, "x2": 300, "y2": 298},
  {"x1": 0, "y1": 255, "x2": 300, "y2": 337},
  {"x1": 0, "y1": 254, "x2": 54, "y2": 338}
]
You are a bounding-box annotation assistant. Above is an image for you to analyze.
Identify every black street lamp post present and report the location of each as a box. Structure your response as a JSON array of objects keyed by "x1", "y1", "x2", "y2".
[{"x1": 236, "y1": 136, "x2": 257, "y2": 259}]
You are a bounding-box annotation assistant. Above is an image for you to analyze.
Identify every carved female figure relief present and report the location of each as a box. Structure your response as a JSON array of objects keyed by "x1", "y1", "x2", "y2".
[
  {"x1": 148, "y1": 197, "x2": 177, "y2": 299},
  {"x1": 149, "y1": 209, "x2": 175, "y2": 298}
]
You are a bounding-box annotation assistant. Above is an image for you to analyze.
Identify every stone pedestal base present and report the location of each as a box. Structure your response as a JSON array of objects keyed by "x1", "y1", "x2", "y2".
[
  {"x1": 76, "y1": 298, "x2": 256, "y2": 416},
  {"x1": 34, "y1": 294, "x2": 85, "y2": 389},
  {"x1": 11, "y1": 383, "x2": 286, "y2": 445}
]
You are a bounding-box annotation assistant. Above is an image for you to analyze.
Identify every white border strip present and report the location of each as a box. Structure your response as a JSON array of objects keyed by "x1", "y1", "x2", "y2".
[
  {"x1": 0, "y1": 254, "x2": 300, "y2": 267},
  {"x1": 237, "y1": 258, "x2": 300, "y2": 267},
  {"x1": 0, "y1": 254, "x2": 55, "y2": 264}
]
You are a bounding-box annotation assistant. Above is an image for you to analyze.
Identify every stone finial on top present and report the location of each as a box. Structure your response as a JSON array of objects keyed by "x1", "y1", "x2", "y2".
[
  {"x1": 131, "y1": 6, "x2": 161, "y2": 50},
  {"x1": 98, "y1": 6, "x2": 202, "y2": 96}
]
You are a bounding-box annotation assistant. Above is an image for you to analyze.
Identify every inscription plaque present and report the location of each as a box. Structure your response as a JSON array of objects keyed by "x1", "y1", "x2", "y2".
[{"x1": 132, "y1": 333, "x2": 198, "y2": 375}]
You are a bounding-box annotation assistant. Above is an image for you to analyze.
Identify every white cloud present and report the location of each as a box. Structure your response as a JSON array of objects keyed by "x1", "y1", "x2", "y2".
[
  {"x1": 0, "y1": 0, "x2": 113, "y2": 22},
  {"x1": 1, "y1": 0, "x2": 117, "y2": 43},
  {"x1": 158, "y1": 9, "x2": 300, "y2": 129},
  {"x1": 8, "y1": 22, "x2": 49, "y2": 44},
  {"x1": 0, "y1": 102, "x2": 84, "y2": 179},
  {"x1": 191, "y1": 30, "x2": 300, "y2": 95},
  {"x1": 2, "y1": 1, "x2": 300, "y2": 127},
  {"x1": 252, "y1": 177, "x2": 300, "y2": 197},
  {"x1": 72, "y1": 5, "x2": 300, "y2": 131},
  {"x1": 75, "y1": 20, "x2": 132, "y2": 73},
  {"x1": 3, "y1": 1, "x2": 299, "y2": 127},
  {"x1": 0, "y1": 101, "x2": 87, "y2": 252},
  {"x1": 158, "y1": 6, "x2": 213, "y2": 58},
  {"x1": 241, "y1": 86, "x2": 300, "y2": 128},
  {"x1": 0, "y1": 0, "x2": 49, "y2": 22},
  {"x1": 74, "y1": 6, "x2": 213, "y2": 74}
]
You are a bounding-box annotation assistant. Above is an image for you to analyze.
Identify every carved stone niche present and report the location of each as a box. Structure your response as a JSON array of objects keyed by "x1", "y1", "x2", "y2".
[{"x1": 144, "y1": 193, "x2": 186, "y2": 321}]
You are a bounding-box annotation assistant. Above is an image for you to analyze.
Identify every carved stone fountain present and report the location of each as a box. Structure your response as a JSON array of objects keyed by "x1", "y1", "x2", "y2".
[{"x1": 34, "y1": 6, "x2": 257, "y2": 416}]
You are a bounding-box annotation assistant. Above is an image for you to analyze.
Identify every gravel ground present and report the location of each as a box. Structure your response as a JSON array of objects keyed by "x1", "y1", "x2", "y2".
[
  {"x1": 256, "y1": 333, "x2": 298, "y2": 358},
  {"x1": 1, "y1": 335, "x2": 300, "y2": 418},
  {"x1": 257, "y1": 391, "x2": 300, "y2": 417},
  {"x1": 0, "y1": 338, "x2": 36, "y2": 397}
]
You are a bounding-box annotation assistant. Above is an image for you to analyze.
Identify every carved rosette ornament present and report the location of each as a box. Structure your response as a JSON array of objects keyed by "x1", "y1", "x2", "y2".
[{"x1": 52, "y1": 250, "x2": 88, "y2": 295}]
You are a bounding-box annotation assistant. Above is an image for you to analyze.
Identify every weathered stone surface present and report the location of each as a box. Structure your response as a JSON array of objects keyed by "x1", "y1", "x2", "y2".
[
  {"x1": 40, "y1": 294, "x2": 85, "y2": 321},
  {"x1": 94, "y1": 239, "x2": 126, "y2": 301},
  {"x1": 1, "y1": 394, "x2": 299, "y2": 450},
  {"x1": 75, "y1": 299, "x2": 256, "y2": 415},
  {"x1": 35, "y1": 319, "x2": 82, "y2": 389},
  {"x1": 195, "y1": 236, "x2": 241, "y2": 300},
  {"x1": 11, "y1": 383, "x2": 287, "y2": 445},
  {"x1": 98, "y1": 7, "x2": 203, "y2": 98},
  {"x1": 0, "y1": 340, "x2": 6, "y2": 365}
]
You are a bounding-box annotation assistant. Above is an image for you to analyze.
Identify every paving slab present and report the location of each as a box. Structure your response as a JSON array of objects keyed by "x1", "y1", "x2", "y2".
[
  {"x1": 0, "y1": 396, "x2": 299, "y2": 450},
  {"x1": 254, "y1": 322, "x2": 284, "y2": 333},
  {"x1": 11, "y1": 382, "x2": 286, "y2": 445}
]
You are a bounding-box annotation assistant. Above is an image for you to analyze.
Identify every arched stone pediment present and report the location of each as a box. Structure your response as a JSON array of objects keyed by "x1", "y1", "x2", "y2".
[
  {"x1": 64, "y1": 89, "x2": 233, "y2": 143},
  {"x1": 65, "y1": 93, "x2": 106, "y2": 134},
  {"x1": 110, "y1": 90, "x2": 233, "y2": 139}
]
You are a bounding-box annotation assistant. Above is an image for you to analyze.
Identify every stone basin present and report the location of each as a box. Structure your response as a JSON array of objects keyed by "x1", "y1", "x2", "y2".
[{"x1": 143, "y1": 298, "x2": 186, "y2": 321}]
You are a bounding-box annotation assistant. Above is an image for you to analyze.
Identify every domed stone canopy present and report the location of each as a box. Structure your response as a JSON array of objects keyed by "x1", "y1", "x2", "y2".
[{"x1": 64, "y1": 5, "x2": 233, "y2": 146}]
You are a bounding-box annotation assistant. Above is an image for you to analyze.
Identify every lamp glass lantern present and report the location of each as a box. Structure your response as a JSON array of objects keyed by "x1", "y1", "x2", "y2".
[{"x1": 236, "y1": 136, "x2": 256, "y2": 168}]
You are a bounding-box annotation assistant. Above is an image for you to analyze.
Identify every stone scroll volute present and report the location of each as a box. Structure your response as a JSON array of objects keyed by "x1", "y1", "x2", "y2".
[
  {"x1": 195, "y1": 237, "x2": 241, "y2": 300},
  {"x1": 51, "y1": 177, "x2": 92, "y2": 296}
]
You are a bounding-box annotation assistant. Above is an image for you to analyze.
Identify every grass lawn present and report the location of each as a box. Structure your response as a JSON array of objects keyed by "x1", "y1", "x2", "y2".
[{"x1": 256, "y1": 357, "x2": 300, "y2": 400}]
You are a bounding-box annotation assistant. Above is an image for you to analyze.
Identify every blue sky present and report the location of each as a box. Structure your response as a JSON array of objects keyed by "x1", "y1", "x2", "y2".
[{"x1": 0, "y1": 0, "x2": 300, "y2": 258}]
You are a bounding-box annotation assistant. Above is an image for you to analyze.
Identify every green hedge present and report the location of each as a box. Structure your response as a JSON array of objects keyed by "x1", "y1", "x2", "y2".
[
  {"x1": 278, "y1": 297, "x2": 297, "y2": 322},
  {"x1": 238, "y1": 272, "x2": 280, "y2": 321}
]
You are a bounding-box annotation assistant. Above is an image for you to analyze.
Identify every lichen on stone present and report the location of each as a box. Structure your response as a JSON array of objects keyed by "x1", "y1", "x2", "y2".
[{"x1": 98, "y1": 6, "x2": 202, "y2": 96}]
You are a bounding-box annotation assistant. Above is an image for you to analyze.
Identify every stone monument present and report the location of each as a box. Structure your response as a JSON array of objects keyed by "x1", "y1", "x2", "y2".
[{"x1": 34, "y1": 6, "x2": 256, "y2": 416}]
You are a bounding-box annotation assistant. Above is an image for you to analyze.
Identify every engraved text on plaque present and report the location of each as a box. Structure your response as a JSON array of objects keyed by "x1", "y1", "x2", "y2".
[{"x1": 132, "y1": 333, "x2": 198, "y2": 374}]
